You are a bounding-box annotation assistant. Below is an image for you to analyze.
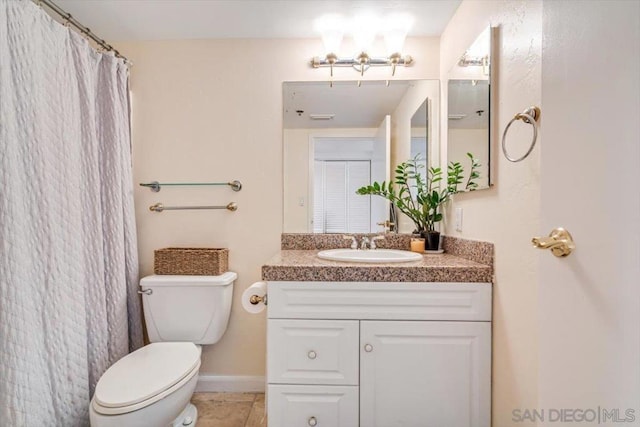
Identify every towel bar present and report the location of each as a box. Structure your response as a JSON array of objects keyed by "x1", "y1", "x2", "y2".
[
  {"x1": 149, "y1": 202, "x2": 238, "y2": 212},
  {"x1": 140, "y1": 180, "x2": 242, "y2": 192}
]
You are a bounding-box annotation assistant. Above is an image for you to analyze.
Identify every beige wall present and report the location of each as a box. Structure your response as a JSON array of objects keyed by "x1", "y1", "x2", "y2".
[
  {"x1": 118, "y1": 36, "x2": 439, "y2": 377},
  {"x1": 440, "y1": 1, "x2": 542, "y2": 426}
]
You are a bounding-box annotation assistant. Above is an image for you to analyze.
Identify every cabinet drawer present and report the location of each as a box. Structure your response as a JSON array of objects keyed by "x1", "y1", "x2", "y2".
[
  {"x1": 268, "y1": 319, "x2": 359, "y2": 385},
  {"x1": 268, "y1": 384, "x2": 358, "y2": 427},
  {"x1": 268, "y1": 281, "x2": 492, "y2": 321}
]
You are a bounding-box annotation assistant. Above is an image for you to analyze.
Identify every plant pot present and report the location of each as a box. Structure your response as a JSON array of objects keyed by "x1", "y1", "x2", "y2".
[{"x1": 421, "y1": 231, "x2": 441, "y2": 251}]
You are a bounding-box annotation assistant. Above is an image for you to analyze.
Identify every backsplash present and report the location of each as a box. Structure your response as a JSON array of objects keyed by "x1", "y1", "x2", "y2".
[
  {"x1": 281, "y1": 233, "x2": 493, "y2": 268},
  {"x1": 441, "y1": 235, "x2": 494, "y2": 266},
  {"x1": 281, "y1": 233, "x2": 412, "y2": 251}
]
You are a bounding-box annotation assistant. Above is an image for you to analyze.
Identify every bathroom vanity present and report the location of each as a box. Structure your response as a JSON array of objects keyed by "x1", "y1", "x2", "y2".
[{"x1": 262, "y1": 236, "x2": 493, "y2": 427}]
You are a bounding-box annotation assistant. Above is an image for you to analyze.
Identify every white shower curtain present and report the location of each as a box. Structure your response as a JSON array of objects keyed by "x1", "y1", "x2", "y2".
[{"x1": 0, "y1": 1, "x2": 143, "y2": 425}]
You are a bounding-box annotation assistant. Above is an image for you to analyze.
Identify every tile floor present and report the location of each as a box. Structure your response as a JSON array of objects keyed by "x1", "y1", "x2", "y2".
[{"x1": 191, "y1": 393, "x2": 267, "y2": 427}]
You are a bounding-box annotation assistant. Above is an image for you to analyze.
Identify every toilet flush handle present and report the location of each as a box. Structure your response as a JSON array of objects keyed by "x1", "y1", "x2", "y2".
[{"x1": 137, "y1": 289, "x2": 153, "y2": 295}]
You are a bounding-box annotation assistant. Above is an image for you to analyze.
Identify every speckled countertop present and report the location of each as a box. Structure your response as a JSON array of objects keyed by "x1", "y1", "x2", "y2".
[{"x1": 261, "y1": 249, "x2": 493, "y2": 283}]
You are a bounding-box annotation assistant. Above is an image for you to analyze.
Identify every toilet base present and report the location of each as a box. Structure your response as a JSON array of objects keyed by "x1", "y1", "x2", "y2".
[{"x1": 172, "y1": 403, "x2": 198, "y2": 427}]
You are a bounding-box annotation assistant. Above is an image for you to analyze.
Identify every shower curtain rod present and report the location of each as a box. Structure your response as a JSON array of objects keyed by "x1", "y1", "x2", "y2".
[{"x1": 35, "y1": 0, "x2": 130, "y2": 64}]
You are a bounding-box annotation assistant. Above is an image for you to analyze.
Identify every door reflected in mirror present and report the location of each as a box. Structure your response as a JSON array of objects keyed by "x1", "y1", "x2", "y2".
[
  {"x1": 283, "y1": 80, "x2": 439, "y2": 233},
  {"x1": 447, "y1": 26, "x2": 494, "y2": 190}
]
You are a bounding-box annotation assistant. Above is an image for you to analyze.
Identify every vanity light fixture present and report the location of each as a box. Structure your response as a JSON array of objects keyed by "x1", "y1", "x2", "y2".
[
  {"x1": 457, "y1": 28, "x2": 490, "y2": 74},
  {"x1": 457, "y1": 56, "x2": 489, "y2": 67},
  {"x1": 311, "y1": 13, "x2": 414, "y2": 81}
]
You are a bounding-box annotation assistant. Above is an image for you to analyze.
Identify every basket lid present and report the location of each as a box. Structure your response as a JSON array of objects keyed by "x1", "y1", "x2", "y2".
[{"x1": 156, "y1": 247, "x2": 227, "y2": 251}]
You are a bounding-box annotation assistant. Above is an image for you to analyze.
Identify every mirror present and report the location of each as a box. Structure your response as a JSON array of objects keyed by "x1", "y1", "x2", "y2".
[
  {"x1": 283, "y1": 80, "x2": 439, "y2": 233},
  {"x1": 410, "y1": 99, "x2": 428, "y2": 184},
  {"x1": 447, "y1": 26, "x2": 493, "y2": 189}
]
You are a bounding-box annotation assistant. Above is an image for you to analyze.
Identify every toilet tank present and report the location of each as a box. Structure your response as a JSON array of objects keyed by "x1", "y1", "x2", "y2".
[{"x1": 140, "y1": 272, "x2": 236, "y2": 345}]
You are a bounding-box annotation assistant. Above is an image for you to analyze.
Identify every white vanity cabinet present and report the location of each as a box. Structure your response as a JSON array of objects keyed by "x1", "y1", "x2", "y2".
[
  {"x1": 359, "y1": 320, "x2": 491, "y2": 427},
  {"x1": 267, "y1": 281, "x2": 492, "y2": 427}
]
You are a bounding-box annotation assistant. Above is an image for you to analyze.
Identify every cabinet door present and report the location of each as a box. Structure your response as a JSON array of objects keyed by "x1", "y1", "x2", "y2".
[
  {"x1": 268, "y1": 384, "x2": 359, "y2": 427},
  {"x1": 360, "y1": 321, "x2": 491, "y2": 427},
  {"x1": 268, "y1": 319, "x2": 359, "y2": 385}
]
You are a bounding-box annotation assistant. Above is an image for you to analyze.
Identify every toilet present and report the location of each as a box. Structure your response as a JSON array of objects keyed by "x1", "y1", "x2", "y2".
[{"x1": 89, "y1": 272, "x2": 236, "y2": 427}]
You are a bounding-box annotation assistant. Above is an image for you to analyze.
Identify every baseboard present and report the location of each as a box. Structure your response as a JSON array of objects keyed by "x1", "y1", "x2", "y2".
[{"x1": 195, "y1": 375, "x2": 266, "y2": 393}]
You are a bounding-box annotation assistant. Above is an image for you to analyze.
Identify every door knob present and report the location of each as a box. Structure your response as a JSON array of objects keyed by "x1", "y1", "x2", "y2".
[
  {"x1": 532, "y1": 227, "x2": 575, "y2": 257},
  {"x1": 364, "y1": 344, "x2": 373, "y2": 352}
]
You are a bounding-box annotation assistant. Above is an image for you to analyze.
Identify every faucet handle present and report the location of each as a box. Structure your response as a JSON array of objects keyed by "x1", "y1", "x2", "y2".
[
  {"x1": 370, "y1": 235, "x2": 385, "y2": 249},
  {"x1": 376, "y1": 220, "x2": 395, "y2": 232},
  {"x1": 343, "y1": 235, "x2": 358, "y2": 249}
]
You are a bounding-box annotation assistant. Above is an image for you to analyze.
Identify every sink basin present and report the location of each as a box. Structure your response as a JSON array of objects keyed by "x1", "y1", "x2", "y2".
[{"x1": 317, "y1": 249, "x2": 422, "y2": 263}]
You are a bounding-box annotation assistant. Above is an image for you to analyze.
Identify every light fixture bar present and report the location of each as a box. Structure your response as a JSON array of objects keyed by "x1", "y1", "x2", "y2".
[
  {"x1": 458, "y1": 56, "x2": 489, "y2": 67},
  {"x1": 311, "y1": 55, "x2": 413, "y2": 69}
]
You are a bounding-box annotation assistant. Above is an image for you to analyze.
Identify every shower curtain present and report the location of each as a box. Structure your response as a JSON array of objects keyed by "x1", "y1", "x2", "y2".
[{"x1": 0, "y1": 1, "x2": 143, "y2": 425}]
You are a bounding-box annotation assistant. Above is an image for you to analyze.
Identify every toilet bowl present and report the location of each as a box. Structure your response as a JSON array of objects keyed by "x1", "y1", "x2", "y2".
[{"x1": 90, "y1": 273, "x2": 236, "y2": 427}]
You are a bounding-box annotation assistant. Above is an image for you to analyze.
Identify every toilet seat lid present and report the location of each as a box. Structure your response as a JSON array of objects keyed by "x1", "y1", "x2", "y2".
[{"x1": 94, "y1": 342, "x2": 201, "y2": 409}]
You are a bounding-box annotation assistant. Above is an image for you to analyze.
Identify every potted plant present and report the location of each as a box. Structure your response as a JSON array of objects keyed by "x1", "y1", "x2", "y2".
[{"x1": 357, "y1": 153, "x2": 480, "y2": 250}]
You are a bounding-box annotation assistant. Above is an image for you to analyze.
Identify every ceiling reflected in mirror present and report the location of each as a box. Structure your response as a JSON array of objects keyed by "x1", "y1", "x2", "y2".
[{"x1": 283, "y1": 81, "x2": 411, "y2": 129}]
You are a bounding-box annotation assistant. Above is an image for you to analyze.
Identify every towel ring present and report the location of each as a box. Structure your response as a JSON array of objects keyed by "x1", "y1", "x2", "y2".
[{"x1": 502, "y1": 106, "x2": 541, "y2": 162}]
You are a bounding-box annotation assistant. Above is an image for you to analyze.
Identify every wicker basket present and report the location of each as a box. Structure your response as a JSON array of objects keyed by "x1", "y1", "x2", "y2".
[{"x1": 154, "y1": 247, "x2": 229, "y2": 276}]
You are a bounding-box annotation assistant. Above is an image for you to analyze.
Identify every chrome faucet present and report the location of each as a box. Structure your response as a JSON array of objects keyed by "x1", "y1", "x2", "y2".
[
  {"x1": 360, "y1": 236, "x2": 370, "y2": 250},
  {"x1": 345, "y1": 235, "x2": 385, "y2": 250}
]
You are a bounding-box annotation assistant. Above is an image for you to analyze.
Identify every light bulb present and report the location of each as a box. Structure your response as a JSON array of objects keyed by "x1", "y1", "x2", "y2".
[
  {"x1": 315, "y1": 14, "x2": 344, "y2": 54},
  {"x1": 352, "y1": 13, "x2": 380, "y2": 53},
  {"x1": 384, "y1": 13, "x2": 414, "y2": 54}
]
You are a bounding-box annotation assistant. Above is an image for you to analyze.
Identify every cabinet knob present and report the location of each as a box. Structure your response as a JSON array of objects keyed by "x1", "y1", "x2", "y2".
[
  {"x1": 307, "y1": 350, "x2": 317, "y2": 360},
  {"x1": 308, "y1": 416, "x2": 318, "y2": 426},
  {"x1": 364, "y1": 344, "x2": 373, "y2": 352}
]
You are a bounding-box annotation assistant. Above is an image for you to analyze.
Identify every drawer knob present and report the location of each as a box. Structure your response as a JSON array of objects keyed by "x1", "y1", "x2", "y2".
[
  {"x1": 307, "y1": 350, "x2": 317, "y2": 360},
  {"x1": 364, "y1": 344, "x2": 373, "y2": 352},
  {"x1": 308, "y1": 416, "x2": 318, "y2": 426}
]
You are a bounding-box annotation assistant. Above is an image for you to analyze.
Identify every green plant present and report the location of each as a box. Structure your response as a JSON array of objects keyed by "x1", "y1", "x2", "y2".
[{"x1": 356, "y1": 153, "x2": 481, "y2": 233}]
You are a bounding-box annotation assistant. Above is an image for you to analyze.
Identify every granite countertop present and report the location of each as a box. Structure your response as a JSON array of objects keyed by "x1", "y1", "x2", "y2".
[{"x1": 261, "y1": 249, "x2": 493, "y2": 283}]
